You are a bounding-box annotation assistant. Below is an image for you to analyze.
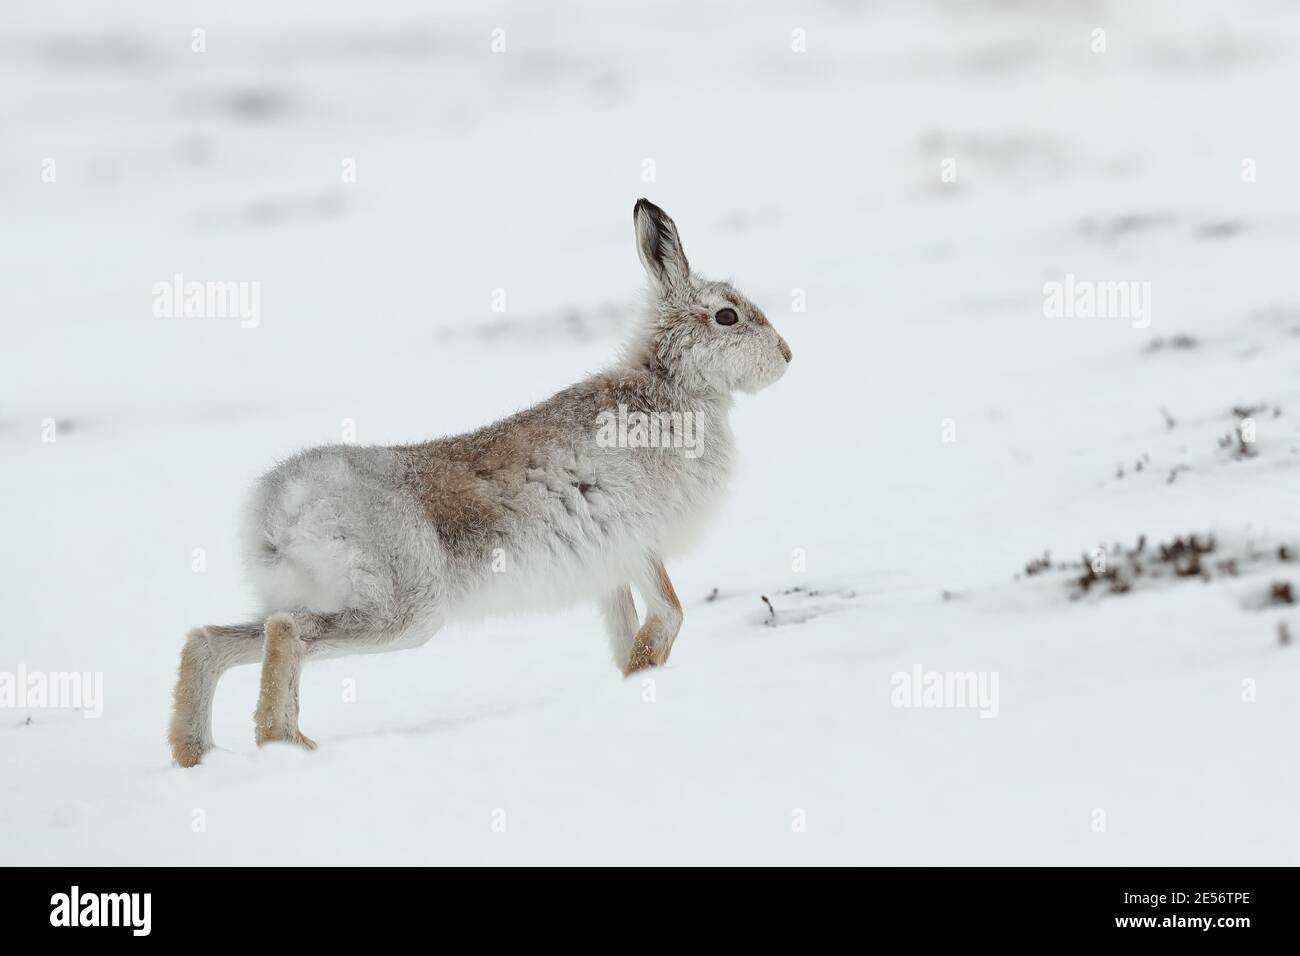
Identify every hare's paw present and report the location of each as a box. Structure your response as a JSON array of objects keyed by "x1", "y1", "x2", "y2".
[
  {"x1": 170, "y1": 733, "x2": 209, "y2": 768},
  {"x1": 622, "y1": 614, "x2": 678, "y2": 675},
  {"x1": 255, "y1": 721, "x2": 317, "y2": 751},
  {"x1": 253, "y1": 706, "x2": 316, "y2": 751},
  {"x1": 624, "y1": 631, "x2": 658, "y2": 675}
]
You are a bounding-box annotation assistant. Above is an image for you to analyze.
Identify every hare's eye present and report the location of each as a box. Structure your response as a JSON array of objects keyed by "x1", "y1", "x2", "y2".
[{"x1": 715, "y1": 308, "x2": 739, "y2": 326}]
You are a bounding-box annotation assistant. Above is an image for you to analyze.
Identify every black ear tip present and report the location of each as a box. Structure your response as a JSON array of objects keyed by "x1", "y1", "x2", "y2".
[{"x1": 635, "y1": 197, "x2": 663, "y2": 220}]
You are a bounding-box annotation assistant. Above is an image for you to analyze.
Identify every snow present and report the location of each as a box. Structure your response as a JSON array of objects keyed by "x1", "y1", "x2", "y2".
[{"x1": 3, "y1": 0, "x2": 1298, "y2": 864}]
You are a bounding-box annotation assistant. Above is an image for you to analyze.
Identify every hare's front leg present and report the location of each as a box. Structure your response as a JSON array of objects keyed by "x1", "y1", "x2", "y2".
[
  {"x1": 600, "y1": 585, "x2": 640, "y2": 672},
  {"x1": 609, "y1": 558, "x2": 683, "y2": 676},
  {"x1": 254, "y1": 613, "x2": 316, "y2": 751}
]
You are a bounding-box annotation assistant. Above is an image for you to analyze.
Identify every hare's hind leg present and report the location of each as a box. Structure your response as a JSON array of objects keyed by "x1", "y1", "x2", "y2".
[
  {"x1": 252, "y1": 610, "x2": 438, "y2": 751},
  {"x1": 616, "y1": 558, "x2": 683, "y2": 676},
  {"x1": 253, "y1": 613, "x2": 316, "y2": 750},
  {"x1": 169, "y1": 623, "x2": 265, "y2": 767}
]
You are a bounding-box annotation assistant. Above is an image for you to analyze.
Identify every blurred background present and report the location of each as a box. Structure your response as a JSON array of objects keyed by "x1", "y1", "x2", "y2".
[{"x1": 3, "y1": 0, "x2": 1298, "y2": 864}]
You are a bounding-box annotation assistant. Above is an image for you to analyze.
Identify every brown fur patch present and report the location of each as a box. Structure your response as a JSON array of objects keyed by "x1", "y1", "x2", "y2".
[
  {"x1": 398, "y1": 371, "x2": 687, "y2": 557},
  {"x1": 410, "y1": 463, "x2": 502, "y2": 546},
  {"x1": 400, "y1": 439, "x2": 521, "y2": 554}
]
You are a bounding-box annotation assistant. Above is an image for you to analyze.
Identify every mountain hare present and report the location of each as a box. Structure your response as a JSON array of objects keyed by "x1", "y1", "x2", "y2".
[{"x1": 169, "y1": 199, "x2": 792, "y2": 767}]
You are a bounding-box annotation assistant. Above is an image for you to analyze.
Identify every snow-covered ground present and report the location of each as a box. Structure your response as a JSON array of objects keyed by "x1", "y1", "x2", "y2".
[{"x1": 3, "y1": 0, "x2": 1298, "y2": 865}]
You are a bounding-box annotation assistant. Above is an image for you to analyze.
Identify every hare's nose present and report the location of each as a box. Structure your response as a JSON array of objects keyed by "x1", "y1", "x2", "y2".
[{"x1": 777, "y1": 337, "x2": 792, "y2": 363}]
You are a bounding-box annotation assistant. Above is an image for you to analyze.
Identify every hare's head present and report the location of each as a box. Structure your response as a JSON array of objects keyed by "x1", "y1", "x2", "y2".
[{"x1": 628, "y1": 199, "x2": 791, "y2": 394}]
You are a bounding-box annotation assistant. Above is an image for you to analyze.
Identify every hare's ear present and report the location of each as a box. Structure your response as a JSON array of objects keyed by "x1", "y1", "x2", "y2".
[{"x1": 634, "y1": 198, "x2": 690, "y2": 294}]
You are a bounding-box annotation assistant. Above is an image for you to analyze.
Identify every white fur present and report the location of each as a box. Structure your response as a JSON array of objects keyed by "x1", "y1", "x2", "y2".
[{"x1": 170, "y1": 200, "x2": 790, "y2": 766}]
